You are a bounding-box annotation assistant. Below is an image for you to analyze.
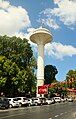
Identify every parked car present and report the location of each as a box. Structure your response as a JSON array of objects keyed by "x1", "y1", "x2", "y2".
[
  {"x1": 28, "y1": 98, "x2": 36, "y2": 106},
  {"x1": 63, "y1": 97, "x2": 68, "y2": 101},
  {"x1": 46, "y1": 98, "x2": 55, "y2": 105},
  {"x1": 67, "y1": 97, "x2": 73, "y2": 102},
  {"x1": 8, "y1": 98, "x2": 19, "y2": 108},
  {"x1": 33, "y1": 97, "x2": 47, "y2": 105},
  {"x1": 60, "y1": 98, "x2": 66, "y2": 102},
  {"x1": 0, "y1": 97, "x2": 9, "y2": 109},
  {"x1": 53, "y1": 97, "x2": 61, "y2": 103},
  {"x1": 33, "y1": 97, "x2": 42, "y2": 106},
  {"x1": 39, "y1": 97, "x2": 47, "y2": 105},
  {"x1": 16, "y1": 97, "x2": 29, "y2": 107}
]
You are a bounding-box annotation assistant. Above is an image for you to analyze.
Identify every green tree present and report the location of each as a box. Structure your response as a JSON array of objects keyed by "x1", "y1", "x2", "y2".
[
  {"x1": 0, "y1": 35, "x2": 33, "y2": 69},
  {"x1": 0, "y1": 56, "x2": 7, "y2": 93},
  {"x1": 66, "y1": 70, "x2": 76, "y2": 81},
  {"x1": 44, "y1": 65, "x2": 58, "y2": 84},
  {"x1": 16, "y1": 68, "x2": 36, "y2": 95},
  {"x1": 0, "y1": 35, "x2": 37, "y2": 97},
  {"x1": 0, "y1": 56, "x2": 20, "y2": 97},
  {"x1": 66, "y1": 70, "x2": 76, "y2": 88}
]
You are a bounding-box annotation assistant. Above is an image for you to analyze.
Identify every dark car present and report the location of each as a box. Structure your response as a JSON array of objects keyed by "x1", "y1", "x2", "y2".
[
  {"x1": 39, "y1": 97, "x2": 47, "y2": 105},
  {"x1": 0, "y1": 97, "x2": 9, "y2": 109}
]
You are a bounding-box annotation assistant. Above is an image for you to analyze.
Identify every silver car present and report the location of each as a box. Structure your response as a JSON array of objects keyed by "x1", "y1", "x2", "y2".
[{"x1": 8, "y1": 98, "x2": 19, "y2": 108}]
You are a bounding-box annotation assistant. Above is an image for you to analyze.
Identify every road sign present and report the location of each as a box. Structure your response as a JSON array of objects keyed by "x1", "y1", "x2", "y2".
[{"x1": 38, "y1": 85, "x2": 48, "y2": 94}]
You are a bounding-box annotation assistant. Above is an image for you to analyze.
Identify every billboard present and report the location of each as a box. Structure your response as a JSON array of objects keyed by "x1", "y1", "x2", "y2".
[{"x1": 38, "y1": 85, "x2": 48, "y2": 94}]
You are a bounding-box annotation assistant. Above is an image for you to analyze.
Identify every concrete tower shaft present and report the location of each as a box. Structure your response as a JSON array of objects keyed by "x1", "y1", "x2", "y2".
[{"x1": 30, "y1": 27, "x2": 53, "y2": 97}]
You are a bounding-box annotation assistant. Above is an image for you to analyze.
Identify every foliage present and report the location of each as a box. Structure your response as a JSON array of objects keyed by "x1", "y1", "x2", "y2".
[
  {"x1": 66, "y1": 69, "x2": 76, "y2": 88},
  {"x1": 66, "y1": 70, "x2": 76, "y2": 81},
  {"x1": 0, "y1": 35, "x2": 33, "y2": 69},
  {"x1": 48, "y1": 83, "x2": 67, "y2": 98},
  {"x1": 0, "y1": 35, "x2": 37, "y2": 97},
  {"x1": 44, "y1": 65, "x2": 58, "y2": 84}
]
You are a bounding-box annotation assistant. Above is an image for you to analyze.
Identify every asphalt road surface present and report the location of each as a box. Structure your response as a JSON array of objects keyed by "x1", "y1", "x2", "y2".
[{"x1": 0, "y1": 101, "x2": 76, "y2": 119}]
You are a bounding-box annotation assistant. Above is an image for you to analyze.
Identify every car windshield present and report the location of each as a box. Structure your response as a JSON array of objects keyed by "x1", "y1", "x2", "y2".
[
  {"x1": 13, "y1": 98, "x2": 18, "y2": 101},
  {"x1": 34, "y1": 98, "x2": 38, "y2": 100},
  {"x1": 23, "y1": 98, "x2": 27, "y2": 100}
]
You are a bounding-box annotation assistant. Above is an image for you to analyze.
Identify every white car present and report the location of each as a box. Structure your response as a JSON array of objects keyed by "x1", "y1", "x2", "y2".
[
  {"x1": 8, "y1": 98, "x2": 19, "y2": 108},
  {"x1": 16, "y1": 97, "x2": 29, "y2": 107},
  {"x1": 60, "y1": 98, "x2": 66, "y2": 102},
  {"x1": 67, "y1": 97, "x2": 73, "y2": 102},
  {"x1": 53, "y1": 97, "x2": 61, "y2": 103},
  {"x1": 28, "y1": 98, "x2": 36, "y2": 106},
  {"x1": 46, "y1": 98, "x2": 55, "y2": 105},
  {"x1": 33, "y1": 97, "x2": 42, "y2": 105},
  {"x1": 33, "y1": 97, "x2": 47, "y2": 105}
]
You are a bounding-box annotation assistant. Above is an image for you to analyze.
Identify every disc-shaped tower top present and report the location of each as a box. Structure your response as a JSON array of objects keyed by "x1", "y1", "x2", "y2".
[{"x1": 30, "y1": 27, "x2": 53, "y2": 45}]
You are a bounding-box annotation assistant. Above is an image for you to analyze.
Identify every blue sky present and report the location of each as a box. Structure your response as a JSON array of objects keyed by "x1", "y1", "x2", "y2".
[{"x1": 0, "y1": 0, "x2": 76, "y2": 81}]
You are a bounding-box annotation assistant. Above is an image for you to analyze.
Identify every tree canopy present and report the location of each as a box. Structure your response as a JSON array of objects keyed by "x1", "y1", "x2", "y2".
[
  {"x1": 66, "y1": 70, "x2": 76, "y2": 81},
  {"x1": 44, "y1": 65, "x2": 58, "y2": 84},
  {"x1": 66, "y1": 69, "x2": 76, "y2": 88},
  {"x1": 0, "y1": 35, "x2": 33, "y2": 69},
  {"x1": 0, "y1": 35, "x2": 37, "y2": 97}
]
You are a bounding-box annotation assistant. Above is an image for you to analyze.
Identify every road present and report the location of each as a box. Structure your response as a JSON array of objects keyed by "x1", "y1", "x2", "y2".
[{"x1": 0, "y1": 101, "x2": 76, "y2": 119}]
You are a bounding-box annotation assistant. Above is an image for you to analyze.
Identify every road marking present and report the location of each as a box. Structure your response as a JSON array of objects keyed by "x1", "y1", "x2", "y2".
[
  {"x1": 60, "y1": 113, "x2": 63, "y2": 115},
  {"x1": 0, "y1": 107, "x2": 25, "y2": 112},
  {"x1": 55, "y1": 115, "x2": 59, "y2": 118},
  {"x1": 64, "y1": 111, "x2": 67, "y2": 113},
  {"x1": 48, "y1": 118, "x2": 52, "y2": 119},
  {"x1": 0, "y1": 112, "x2": 26, "y2": 119}
]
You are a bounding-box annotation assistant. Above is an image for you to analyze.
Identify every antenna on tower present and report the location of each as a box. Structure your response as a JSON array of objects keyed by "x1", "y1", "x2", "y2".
[{"x1": 41, "y1": 19, "x2": 45, "y2": 28}]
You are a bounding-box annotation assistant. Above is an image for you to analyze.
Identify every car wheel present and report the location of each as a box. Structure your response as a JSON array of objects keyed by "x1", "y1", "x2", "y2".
[
  {"x1": 35, "y1": 103, "x2": 37, "y2": 106},
  {"x1": 28, "y1": 103, "x2": 31, "y2": 107},
  {"x1": 19, "y1": 103, "x2": 22, "y2": 107},
  {"x1": 9, "y1": 104, "x2": 12, "y2": 108}
]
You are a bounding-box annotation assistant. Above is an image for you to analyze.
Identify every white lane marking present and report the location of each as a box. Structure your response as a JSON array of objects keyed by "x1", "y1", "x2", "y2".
[
  {"x1": 60, "y1": 113, "x2": 63, "y2": 115},
  {"x1": 64, "y1": 112, "x2": 67, "y2": 114},
  {"x1": 0, "y1": 107, "x2": 25, "y2": 112},
  {"x1": 48, "y1": 118, "x2": 52, "y2": 119},
  {"x1": 0, "y1": 112, "x2": 26, "y2": 119},
  {"x1": 55, "y1": 115, "x2": 59, "y2": 117}
]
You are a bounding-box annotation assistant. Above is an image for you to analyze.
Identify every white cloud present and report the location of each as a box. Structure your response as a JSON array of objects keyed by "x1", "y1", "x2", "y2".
[
  {"x1": 45, "y1": 18, "x2": 60, "y2": 29},
  {"x1": 38, "y1": 18, "x2": 59, "y2": 29},
  {"x1": 52, "y1": 0, "x2": 76, "y2": 27},
  {"x1": 45, "y1": 42, "x2": 76, "y2": 60},
  {"x1": 14, "y1": 27, "x2": 36, "y2": 44},
  {"x1": 53, "y1": 0, "x2": 61, "y2": 4},
  {"x1": 38, "y1": 12, "x2": 60, "y2": 29},
  {"x1": 40, "y1": 0, "x2": 76, "y2": 29},
  {"x1": 0, "y1": 0, "x2": 31, "y2": 36},
  {"x1": 14, "y1": 32, "x2": 27, "y2": 39},
  {"x1": 27, "y1": 39, "x2": 76, "y2": 60},
  {"x1": 0, "y1": 0, "x2": 10, "y2": 9}
]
